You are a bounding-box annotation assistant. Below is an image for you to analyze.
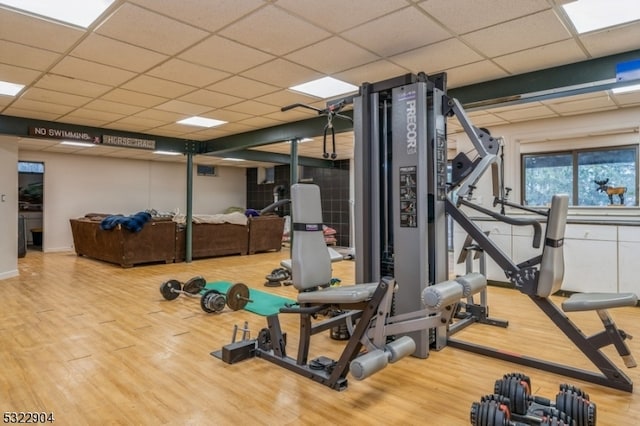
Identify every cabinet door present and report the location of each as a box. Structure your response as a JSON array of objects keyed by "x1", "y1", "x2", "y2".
[
  {"x1": 563, "y1": 225, "x2": 617, "y2": 293},
  {"x1": 618, "y1": 226, "x2": 640, "y2": 294},
  {"x1": 452, "y1": 221, "x2": 512, "y2": 282}
]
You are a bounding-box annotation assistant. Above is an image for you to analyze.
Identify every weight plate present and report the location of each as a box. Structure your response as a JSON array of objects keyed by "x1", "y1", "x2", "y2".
[
  {"x1": 160, "y1": 279, "x2": 182, "y2": 300},
  {"x1": 201, "y1": 290, "x2": 226, "y2": 313},
  {"x1": 227, "y1": 282, "x2": 252, "y2": 311},
  {"x1": 257, "y1": 328, "x2": 271, "y2": 351},
  {"x1": 184, "y1": 276, "x2": 206, "y2": 294}
]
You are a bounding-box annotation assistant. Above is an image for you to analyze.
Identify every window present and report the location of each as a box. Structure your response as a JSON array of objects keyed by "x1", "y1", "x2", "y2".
[{"x1": 522, "y1": 146, "x2": 638, "y2": 206}]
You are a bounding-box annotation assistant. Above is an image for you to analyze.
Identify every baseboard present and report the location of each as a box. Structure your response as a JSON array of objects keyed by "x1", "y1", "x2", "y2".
[
  {"x1": 43, "y1": 246, "x2": 74, "y2": 253},
  {"x1": 0, "y1": 269, "x2": 19, "y2": 280}
]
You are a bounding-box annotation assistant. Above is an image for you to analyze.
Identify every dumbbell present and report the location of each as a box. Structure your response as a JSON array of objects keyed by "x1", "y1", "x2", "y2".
[
  {"x1": 493, "y1": 373, "x2": 596, "y2": 426},
  {"x1": 470, "y1": 396, "x2": 573, "y2": 426},
  {"x1": 159, "y1": 277, "x2": 253, "y2": 313}
]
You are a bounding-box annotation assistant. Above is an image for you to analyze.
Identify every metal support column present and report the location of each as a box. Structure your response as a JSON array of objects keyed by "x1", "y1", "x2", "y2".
[{"x1": 185, "y1": 151, "x2": 193, "y2": 263}]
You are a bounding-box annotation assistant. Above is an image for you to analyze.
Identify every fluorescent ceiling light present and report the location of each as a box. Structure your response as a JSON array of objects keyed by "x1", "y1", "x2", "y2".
[
  {"x1": 0, "y1": 0, "x2": 115, "y2": 28},
  {"x1": 563, "y1": 0, "x2": 640, "y2": 33},
  {"x1": 222, "y1": 158, "x2": 244, "y2": 162},
  {"x1": 60, "y1": 141, "x2": 95, "y2": 147},
  {"x1": 612, "y1": 83, "x2": 640, "y2": 94},
  {"x1": 0, "y1": 80, "x2": 25, "y2": 96},
  {"x1": 177, "y1": 116, "x2": 227, "y2": 128},
  {"x1": 289, "y1": 77, "x2": 358, "y2": 99},
  {"x1": 153, "y1": 150, "x2": 182, "y2": 156}
]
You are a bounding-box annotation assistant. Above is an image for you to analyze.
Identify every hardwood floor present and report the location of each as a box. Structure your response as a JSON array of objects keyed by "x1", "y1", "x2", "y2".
[{"x1": 1, "y1": 250, "x2": 638, "y2": 425}]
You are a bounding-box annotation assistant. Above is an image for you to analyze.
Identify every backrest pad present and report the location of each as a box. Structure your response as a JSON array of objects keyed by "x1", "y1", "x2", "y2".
[
  {"x1": 536, "y1": 194, "x2": 569, "y2": 297},
  {"x1": 290, "y1": 184, "x2": 332, "y2": 291}
]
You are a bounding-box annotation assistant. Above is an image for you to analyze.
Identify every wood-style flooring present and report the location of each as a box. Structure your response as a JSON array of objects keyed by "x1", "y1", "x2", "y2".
[{"x1": 1, "y1": 249, "x2": 638, "y2": 425}]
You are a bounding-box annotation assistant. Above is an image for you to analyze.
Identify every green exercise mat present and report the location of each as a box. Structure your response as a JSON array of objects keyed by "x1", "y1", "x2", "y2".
[{"x1": 203, "y1": 281, "x2": 295, "y2": 316}]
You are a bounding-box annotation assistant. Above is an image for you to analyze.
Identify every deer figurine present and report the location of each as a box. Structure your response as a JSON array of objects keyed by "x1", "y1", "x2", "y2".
[{"x1": 594, "y1": 178, "x2": 627, "y2": 205}]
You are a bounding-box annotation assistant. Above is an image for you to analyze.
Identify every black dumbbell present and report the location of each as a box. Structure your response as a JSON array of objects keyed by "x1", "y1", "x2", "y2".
[{"x1": 470, "y1": 396, "x2": 573, "y2": 426}]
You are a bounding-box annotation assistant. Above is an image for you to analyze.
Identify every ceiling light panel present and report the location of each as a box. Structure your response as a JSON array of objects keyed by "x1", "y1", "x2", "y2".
[
  {"x1": 0, "y1": 80, "x2": 25, "y2": 96},
  {"x1": 563, "y1": 0, "x2": 640, "y2": 33},
  {"x1": 0, "y1": 0, "x2": 114, "y2": 28},
  {"x1": 289, "y1": 76, "x2": 358, "y2": 99},
  {"x1": 177, "y1": 116, "x2": 227, "y2": 128}
]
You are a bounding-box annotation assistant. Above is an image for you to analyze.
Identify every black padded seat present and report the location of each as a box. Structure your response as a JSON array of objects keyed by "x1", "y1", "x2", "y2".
[{"x1": 562, "y1": 292, "x2": 638, "y2": 312}]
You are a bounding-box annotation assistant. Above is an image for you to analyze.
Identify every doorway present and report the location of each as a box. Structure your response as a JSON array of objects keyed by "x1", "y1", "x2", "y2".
[{"x1": 18, "y1": 161, "x2": 44, "y2": 251}]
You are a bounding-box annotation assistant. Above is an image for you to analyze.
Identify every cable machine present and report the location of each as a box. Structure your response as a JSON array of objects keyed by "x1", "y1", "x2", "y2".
[{"x1": 353, "y1": 72, "x2": 449, "y2": 357}]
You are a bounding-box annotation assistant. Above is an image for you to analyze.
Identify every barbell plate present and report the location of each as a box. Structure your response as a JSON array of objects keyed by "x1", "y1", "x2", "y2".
[
  {"x1": 183, "y1": 276, "x2": 206, "y2": 294},
  {"x1": 201, "y1": 290, "x2": 226, "y2": 313},
  {"x1": 226, "y1": 282, "x2": 251, "y2": 311},
  {"x1": 160, "y1": 279, "x2": 182, "y2": 300}
]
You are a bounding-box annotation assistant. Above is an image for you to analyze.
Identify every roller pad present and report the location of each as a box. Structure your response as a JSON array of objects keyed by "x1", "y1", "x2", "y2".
[
  {"x1": 350, "y1": 349, "x2": 388, "y2": 381},
  {"x1": 386, "y1": 336, "x2": 416, "y2": 363},
  {"x1": 456, "y1": 272, "x2": 487, "y2": 297},
  {"x1": 423, "y1": 280, "x2": 464, "y2": 310}
]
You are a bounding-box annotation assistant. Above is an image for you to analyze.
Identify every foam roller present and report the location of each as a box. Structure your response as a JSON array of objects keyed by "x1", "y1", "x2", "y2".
[
  {"x1": 422, "y1": 280, "x2": 463, "y2": 309},
  {"x1": 455, "y1": 272, "x2": 487, "y2": 297},
  {"x1": 386, "y1": 336, "x2": 416, "y2": 363},
  {"x1": 350, "y1": 349, "x2": 388, "y2": 381}
]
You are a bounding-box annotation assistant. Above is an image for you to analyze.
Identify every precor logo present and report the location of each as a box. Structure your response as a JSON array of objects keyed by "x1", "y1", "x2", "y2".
[{"x1": 406, "y1": 99, "x2": 417, "y2": 155}]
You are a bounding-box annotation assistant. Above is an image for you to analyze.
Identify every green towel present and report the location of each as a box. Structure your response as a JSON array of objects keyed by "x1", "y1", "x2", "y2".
[{"x1": 204, "y1": 281, "x2": 295, "y2": 316}]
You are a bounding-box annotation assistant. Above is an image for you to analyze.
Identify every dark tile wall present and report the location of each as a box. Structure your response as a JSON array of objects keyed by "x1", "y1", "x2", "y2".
[{"x1": 246, "y1": 160, "x2": 350, "y2": 247}]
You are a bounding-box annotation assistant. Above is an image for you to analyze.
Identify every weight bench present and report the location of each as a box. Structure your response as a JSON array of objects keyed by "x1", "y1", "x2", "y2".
[
  {"x1": 254, "y1": 184, "x2": 468, "y2": 390},
  {"x1": 449, "y1": 194, "x2": 637, "y2": 392}
]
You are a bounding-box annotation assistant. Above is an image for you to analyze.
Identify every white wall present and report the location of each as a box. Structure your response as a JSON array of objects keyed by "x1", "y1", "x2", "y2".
[
  {"x1": 0, "y1": 136, "x2": 19, "y2": 279},
  {"x1": 16, "y1": 151, "x2": 246, "y2": 252}
]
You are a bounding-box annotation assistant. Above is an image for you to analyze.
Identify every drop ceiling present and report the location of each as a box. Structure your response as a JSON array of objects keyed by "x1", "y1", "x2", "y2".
[{"x1": 2, "y1": 0, "x2": 640, "y2": 167}]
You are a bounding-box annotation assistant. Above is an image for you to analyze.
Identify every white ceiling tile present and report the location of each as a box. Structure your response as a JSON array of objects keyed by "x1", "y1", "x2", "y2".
[
  {"x1": 147, "y1": 59, "x2": 230, "y2": 88},
  {"x1": 447, "y1": 60, "x2": 509, "y2": 88},
  {"x1": 0, "y1": 97, "x2": 12, "y2": 108},
  {"x1": 179, "y1": 36, "x2": 275, "y2": 74},
  {"x1": 129, "y1": 0, "x2": 265, "y2": 32},
  {"x1": 462, "y1": 10, "x2": 571, "y2": 57},
  {"x1": 285, "y1": 37, "x2": 380, "y2": 74},
  {"x1": 2, "y1": 107, "x2": 61, "y2": 121},
  {"x1": 211, "y1": 122, "x2": 254, "y2": 135},
  {"x1": 22, "y1": 88, "x2": 91, "y2": 107},
  {"x1": 154, "y1": 100, "x2": 212, "y2": 115},
  {"x1": 225, "y1": 100, "x2": 280, "y2": 116},
  {"x1": 95, "y1": 3, "x2": 209, "y2": 55},
  {"x1": 390, "y1": 38, "x2": 483, "y2": 74},
  {"x1": 207, "y1": 76, "x2": 279, "y2": 98},
  {"x1": 100, "y1": 89, "x2": 167, "y2": 108},
  {"x1": 121, "y1": 75, "x2": 197, "y2": 98},
  {"x1": 558, "y1": 106, "x2": 618, "y2": 117},
  {"x1": 0, "y1": 7, "x2": 84, "y2": 53},
  {"x1": 70, "y1": 33, "x2": 168, "y2": 73},
  {"x1": 207, "y1": 109, "x2": 252, "y2": 122},
  {"x1": 135, "y1": 108, "x2": 187, "y2": 122},
  {"x1": 493, "y1": 39, "x2": 587, "y2": 75},
  {"x1": 0, "y1": 63, "x2": 41, "y2": 85},
  {"x1": 219, "y1": 5, "x2": 331, "y2": 55},
  {"x1": 419, "y1": 0, "x2": 550, "y2": 34},
  {"x1": 333, "y1": 60, "x2": 409, "y2": 85},
  {"x1": 10, "y1": 98, "x2": 75, "y2": 115},
  {"x1": 254, "y1": 89, "x2": 317, "y2": 108},
  {"x1": 83, "y1": 99, "x2": 146, "y2": 115},
  {"x1": 102, "y1": 120, "x2": 157, "y2": 133},
  {"x1": 62, "y1": 108, "x2": 126, "y2": 123},
  {"x1": 581, "y1": 24, "x2": 640, "y2": 58},
  {"x1": 50, "y1": 57, "x2": 136, "y2": 86},
  {"x1": 35, "y1": 75, "x2": 112, "y2": 97},
  {"x1": 494, "y1": 104, "x2": 557, "y2": 121},
  {"x1": 548, "y1": 95, "x2": 616, "y2": 114},
  {"x1": 342, "y1": 7, "x2": 450, "y2": 57},
  {"x1": 0, "y1": 40, "x2": 61, "y2": 71},
  {"x1": 178, "y1": 90, "x2": 244, "y2": 109},
  {"x1": 109, "y1": 116, "x2": 165, "y2": 130},
  {"x1": 276, "y1": 0, "x2": 407, "y2": 32},
  {"x1": 241, "y1": 59, "x2": 322, "y2": 89},
  {"x1": 238, "y1": 116, "x2": 283, "y2": 128},
  {"x1": 263, "y1": 108, "x2": 316, "y2": 122},
  {"x1": 613, "y1": 91, "x2": 640, "y2": 106}
]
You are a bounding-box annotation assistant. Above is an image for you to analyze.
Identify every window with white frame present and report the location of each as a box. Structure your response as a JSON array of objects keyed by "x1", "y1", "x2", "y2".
[{"x1": 522, "y1": 145, "x2": 638, "y2": 207}]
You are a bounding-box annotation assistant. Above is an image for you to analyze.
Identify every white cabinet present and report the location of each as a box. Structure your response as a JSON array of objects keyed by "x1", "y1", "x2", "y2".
[
  {"x1": 618, "y1": 226, "x2": 640, "y2": 294},
  {"x1": 452, "y1": 220, "x2": 511, "y2": 282}
]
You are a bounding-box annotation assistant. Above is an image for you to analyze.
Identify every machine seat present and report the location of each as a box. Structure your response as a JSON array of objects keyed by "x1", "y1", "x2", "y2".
[
  {"x1": 562, "y1": 292, "x2": 638, "y2": 312},
  {"x1": 280, "y1": 247, "x2": 343, "y2": 271},
  {"x1": 297, "y1": 282, "x2": 379, "y2": 304}
]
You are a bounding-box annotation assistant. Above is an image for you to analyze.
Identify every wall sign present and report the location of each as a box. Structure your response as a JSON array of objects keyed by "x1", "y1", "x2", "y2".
[
  {"x1": 29, "y1": 126, "x2": 100, "y2": 143},
  {"x1": 102, "y1": 134, "x2": 156, "y2": 150}
]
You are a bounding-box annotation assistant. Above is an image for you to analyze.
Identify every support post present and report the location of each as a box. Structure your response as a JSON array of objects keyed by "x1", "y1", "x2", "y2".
[{"x1": 185, "y1": 151, "x2": 193, "y2": 263}]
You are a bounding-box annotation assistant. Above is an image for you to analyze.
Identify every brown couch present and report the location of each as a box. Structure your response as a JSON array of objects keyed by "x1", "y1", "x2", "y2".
[
  {"x1": 69, "y1": 217, "x2": 176, "y2": 267},
  {"x1": 247, "y1": 215, "x2": 285, "y2": 254},
  {"x1": 175, "y1": 222, "x2": 248, "y2": 261}
]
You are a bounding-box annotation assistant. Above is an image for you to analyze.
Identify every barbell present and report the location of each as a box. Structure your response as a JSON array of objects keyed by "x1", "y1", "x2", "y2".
[{"x1": 159, "y1": 276, "x2": 253, "y2": 313}]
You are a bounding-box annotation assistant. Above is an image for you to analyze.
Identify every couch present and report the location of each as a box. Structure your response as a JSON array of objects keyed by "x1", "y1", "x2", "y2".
[
  {"x1": 69, "y1": 212, "x2": 285, "y2": 267},
  {"x1": 70, "y1": 217, "x2": 176, "y2": 267}
]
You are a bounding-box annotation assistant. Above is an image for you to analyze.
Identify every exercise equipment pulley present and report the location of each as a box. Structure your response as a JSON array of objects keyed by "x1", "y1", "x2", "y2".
[{"x1": 159, "y1": 276, "x2": 253, "y2": 313}]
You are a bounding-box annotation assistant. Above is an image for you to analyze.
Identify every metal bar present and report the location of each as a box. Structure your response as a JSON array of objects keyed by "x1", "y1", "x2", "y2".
[
  {"x1": 203, "y1": 149, "x2": 333, "y2": 168},
  {"x1": 185, "y1": 152, "x2": 193, "y2": 263}
]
